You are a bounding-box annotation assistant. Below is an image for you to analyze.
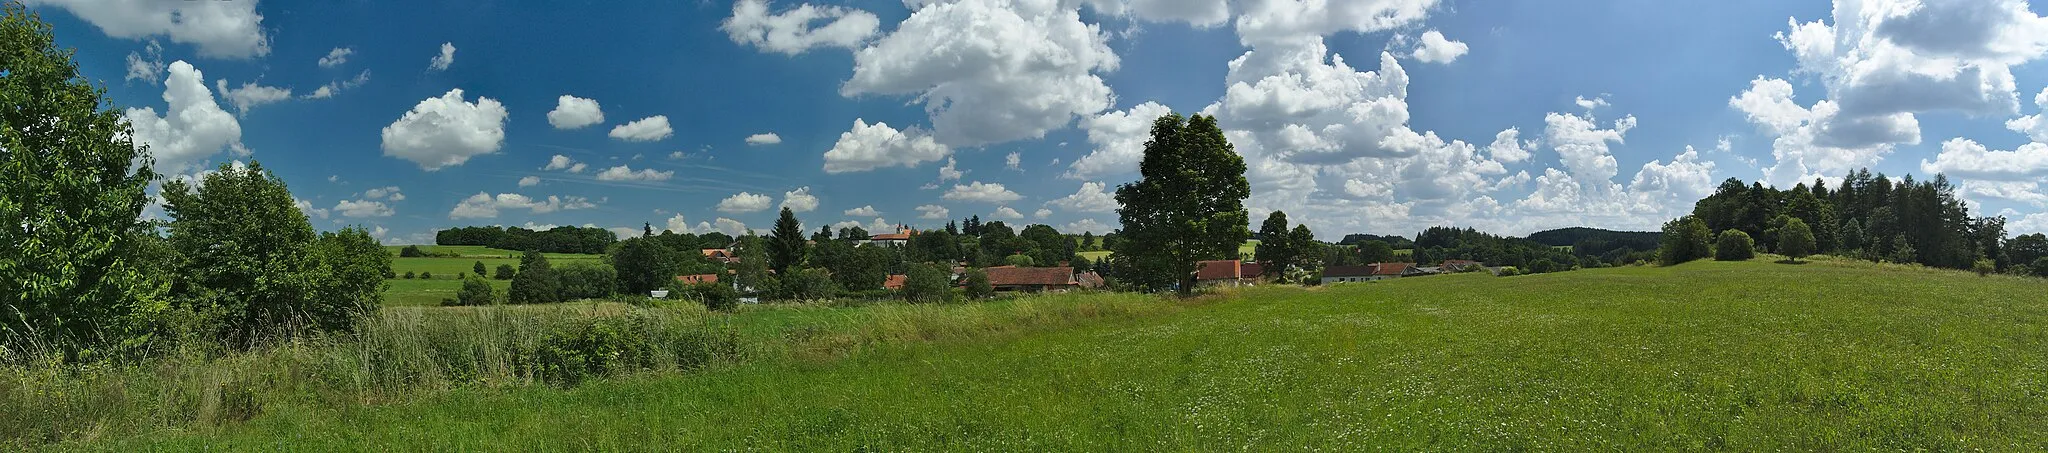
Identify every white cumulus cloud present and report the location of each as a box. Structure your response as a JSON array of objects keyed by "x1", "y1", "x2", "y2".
[
  {"x1": 844, "y1": 205, "x2": 879, "y2": 217},
  {"x1": 335, "y1": 199, "x2": 393, "y2": 218},
  {"x1": 1408, "y1": 30, "x2": 1467, "y2": 64},
  {"x1": 448, "y1": 192, "x2": 595, "y2": 219},
  {"x1": 745, "y1": 132, "x2": 782, "y2": 145},
  {"x1": 380, "y1": 89, "x2": 507, "y2": 171},
  {"x1": 122, "y1": 61, "x2": 243, "y2": 173},
  {"x1": 25, "y1": 0, "x2": 270, "y2": 59},
  {"x1": 429, "y1": 42, "x2": 456, "y2": 71},
  {"x1": 723, "y1": 0, "x2": 881, "y2": 55},
  {"x1": 318, "y1": 47, "x2": 353, "y2": 68},
  {"x1": 609, "y1": 115, "x2": 673, "y2": 142},
  {"x1": 717, "y1": 192, "x2": 774, "y2": 213},
  {"x1": 781, "y1": 187, "x2": 819, "y2": 212},
  {"x1": 916, "y1": 204, "x2": 950, "y2": 219},
  {"x1": 547, "y1": 95, "x2": 604, "y2": 129},
  {"x1": 595, "y1": 165, "x2": 674, "y2": 182},
  {"x1": 1047, "y1": 181, "x2": 1118, "y2": 212},
  {"x1": 942, "y1": 181, "x2": 1022, "y2": 203},
  {"x1": 823, "y1": 119, "x2": 951, "y2": 173}
]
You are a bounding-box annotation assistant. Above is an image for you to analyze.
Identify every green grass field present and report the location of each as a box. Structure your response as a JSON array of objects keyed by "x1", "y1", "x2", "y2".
[
  {"x1": 378, "y1": 246, "x2": 602, "y2": 306},
  {"x1": 381, "y1": 277, "x2": 513, "y2": 306},
  {"x1": 1078, "y1": 240, "x2": 1257, "y2": 263},
  {"x1": 100, "y1": 258, "x2": 2048, "y2": 449}
]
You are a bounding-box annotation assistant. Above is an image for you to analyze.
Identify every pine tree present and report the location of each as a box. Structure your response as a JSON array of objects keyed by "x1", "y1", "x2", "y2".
[{"x1": 768, "y1": 207, "x2": 807, "y2": 276}]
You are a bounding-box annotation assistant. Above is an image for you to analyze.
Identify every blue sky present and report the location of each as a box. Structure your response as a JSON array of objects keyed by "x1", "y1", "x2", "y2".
[{"x1": 31, "y1": 0, "x2": 2048, "y2": 242}]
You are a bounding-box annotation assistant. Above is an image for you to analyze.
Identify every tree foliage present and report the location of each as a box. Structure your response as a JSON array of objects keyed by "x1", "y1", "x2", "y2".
[
  {"x1": 1253, "y1": 211, "x2": 1294, "y2": 278},
  {"x1": 900, "y1": 263, "x2": 953, "y2": 304},
  {"x1": 555, "y1": 261, "x2": 617, "y2": 300},
  {"x1": 963, "y1": 269, "x2": 994, "y2": 300},
  {"x1": 455, "y1": 275, "x2": 496, "y2": 306},
  {"x1": 1777, "y1": 217, "x2": 1816, "y2": 262},
  {"x1": 767, "y1": 207, "x2": 805, "y2": 276},
  {"x1": 1659, "y1": 216, "x2": 1713, "y2": 265},
  {"x1": 1714, "y1": 230, "x2": 1756, "y2": 261},
  {"x1": 1111, "y1": 113, "x2": 1250, "y2": 294},
  {"x1": 433, "y1": 225, "x2": 616, "y2": 254},
  {"x1": 509, "y1": 250, "x2": 562, "y2": 304},
  {"x1": 608, "y1": 237, "x2": 680, "y2": 294},
  {"x1": 0, "y1": 5, "x2": 166, "y2": 355}
]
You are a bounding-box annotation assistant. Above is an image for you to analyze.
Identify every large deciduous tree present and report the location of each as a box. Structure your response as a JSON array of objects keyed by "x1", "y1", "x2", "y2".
[
  {"x1": 609, "y1": 236, "x2": 680, "y2": 294},
  {"x1": 509, "y1": 250, "x2": 562, "y2": 304},
  {"x1": 0, "y1": 5, "x2": 167, "y2": 354},
  {"x1": 1778, "y1": 217, "x2": 1816, "y2": 263},
  {"x1": 1658, "y1": 216, "x2": 1713, "y2": 266},
  {"x1": 164, "y1": 162, "x2": 355, "y2": 346},
  {"x1": 1111, "y1": 113, "x2": 1250, "y2": 294}
]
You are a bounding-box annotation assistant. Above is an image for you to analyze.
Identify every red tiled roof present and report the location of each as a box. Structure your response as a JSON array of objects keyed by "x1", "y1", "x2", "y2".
[
  {"x1": 1372, "y1": 262, "x2": 1411, "y2": 276},
  {"x1": 870, "y1": 233, "x2": 912, "y2": 241},
  {"x1": 700, "y1": 249, "x2": 731, "y2": 258},
  {"x1": 883, "y1": 274, "x2": 908, "y2": 290},
  {"x1": 983, "y1": 266, "x2": 1076, "y2": 287},
  {"x1": 1076, "y1": 271, "x2": 1105, "y2": 288},
  {"x1": 1323, "y1": 265, "x2": 1376, "y2": 278},
  {"x1": 675, "y1": 274, "x2": 720, "y2": 284},
  {"x1": 1240, "y1": 262, "x2": 1266, "y2": 278},
  {"x1": 1195, "y1": 260, "x2": 1242, "y2": 281}
]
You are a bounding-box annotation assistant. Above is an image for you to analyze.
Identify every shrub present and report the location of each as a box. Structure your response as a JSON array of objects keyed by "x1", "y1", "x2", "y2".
[
  {"x1": 400, "y1": 245, "x2": 427, "y2": 257},
  {"x1": 403, "y1": 271, "x2": 416, "y2": 279},
  {"x1": 1528, "y1": 260, "x2": 1557, "y2": 274},
  {"x1": 1777, "y1": 218, "x2": 1816, "y2": 263},
  {"x1": 780, "y1": 268, "x2": 838, "y2": 301},
  {"x1": 531, "y1": 316, "x2": 655, "y2": 386},
  {"x1": 1974, "y1": 259, "x2": 1997, "y2": 277},
  {"x1": 1715, "y1": 230, "x2": 1755, "y2": 261},
  {"x1": 901, "y1": 263, "x2": 954, "y2": 303},
  {"x1": 667, "y1": 281, "x2": 738, "y2": 311},
  {"x1": 420, "y1": 271, "x2": 434, "y2": 280},
  {"x1": 2033, "y1": 257, "x2": 2048, "y2": 278},
  {"x1": 473, "y1": 261, "x2": 487, "y2": 277},
  {"x1": 384, "y1": 269, "x2": 397, "y2": 279},
  {"x1": 964, "y1": 269, "x2": 994, "y2": 300},
  {"x1": 456, "y1": 275, "x2": 496, "y2": 306},
  {"x1": 494, "y1": 264, "x2": 516, "y2": 280},
  {"x1": 1495, "y1": 266, "x2": 1521, "y2": 277}
]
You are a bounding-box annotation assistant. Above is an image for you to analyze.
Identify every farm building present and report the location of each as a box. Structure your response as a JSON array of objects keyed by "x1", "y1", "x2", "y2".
[
  {"x1": 1321, "y1": 265, "x2": 1377, "y2": 284},
  {"x1": 1195, "y1": 260, "x2": 1253, "y2": 288},
  {"x1": 980, "y1": 266, "x2": 1078, "y2": 292}
]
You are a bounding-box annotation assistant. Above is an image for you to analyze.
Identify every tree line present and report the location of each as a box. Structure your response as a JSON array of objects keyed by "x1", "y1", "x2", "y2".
[
  {"x1": 434, "y1": 225, "x2": 617, "y2": 254},
  {"x1": 1669, "y1": 171, "x2": 2016, "y2": 271}
]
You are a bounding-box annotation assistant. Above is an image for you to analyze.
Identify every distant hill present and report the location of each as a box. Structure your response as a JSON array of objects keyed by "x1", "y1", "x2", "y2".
[{"x1": 1524, "y1": 227, "x2": 1661, "y2": 247}]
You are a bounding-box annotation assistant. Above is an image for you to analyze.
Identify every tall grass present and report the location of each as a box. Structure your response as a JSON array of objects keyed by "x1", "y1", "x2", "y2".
[{"x1": 1, "y1": 291, "x2": 1186, "y2": 448}]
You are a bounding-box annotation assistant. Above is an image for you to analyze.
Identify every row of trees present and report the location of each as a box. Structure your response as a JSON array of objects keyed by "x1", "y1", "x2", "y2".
[
  {"x1": 1690, "y1": 171, "x2": 2004, "y2": 270},
  {"x1": 434, "y1": 225, "x2": 617, "y2": 254},
  {"x1": 2, "y1": 7, "x2": 388, "y2": 358}
]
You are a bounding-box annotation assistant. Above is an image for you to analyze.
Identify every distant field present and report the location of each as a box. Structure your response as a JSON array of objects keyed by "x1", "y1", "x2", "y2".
[
  {"x1": 1076, "y1": 240, "x2": 1257, "y2": 263},
  {"x1": 382, "y1": 277, "x2": 511, "y2": 306},
  {"x1": 379, "y1": 245, "x2": 601, "y2": 305},
  {"x1": 118, "y1": 258, "x2": 2048, "y2": 449}
]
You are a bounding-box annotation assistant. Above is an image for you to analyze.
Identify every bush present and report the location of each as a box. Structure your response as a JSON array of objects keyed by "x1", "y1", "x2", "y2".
[
  {"x1": 400, "y1": 245, "x2": 427, "y2": 257},
  {"x1": 531, "y1": 316, "x2": 655, "y2": 386},
  {"x1": 384, "y1": 269, "x2": 397, "y2": 279},
  {"x1": 964, "y1": 269, "x2": 994, "y2": 300},
  {"x1": 1974, "y1": 259, "x2": 1997, "y2": 277},
  {"x1": 455, "y1": 275, "x2": 496, "y2": 306},
  {"x1": 403, "y1": 271, "x2": 416, "y2": 279},
  {"x1": 2033, "y1": 257, "x2": 2048, "y2": 278},
  {"x1": 494, "y1": 264, "x2": 516, "y2": 280},
  {"x1": 1495, "y1": 266, "x2": 1522, "y2": 277},
  {"x1": 473, "y1": 261, "x2": 488, "y2": 277},
  {"x1": 901, "y1": 263, "x2": 954, "y2": 303},
  {"x1": 1528, "y1": 260, "x2": 1557, "y2": 274},
  {"x1": 420, "y1": 271, "x2": 434, "y2": 280},
  {"x1": 1715, "y1": 230, "x2": 1755, "y2": 261},
  {"x1": 780, "y1": 268, "x2": 838, "y2": 301},
  {"x1": 667, "y1": 281, "x2": 738, "y2": 311}
]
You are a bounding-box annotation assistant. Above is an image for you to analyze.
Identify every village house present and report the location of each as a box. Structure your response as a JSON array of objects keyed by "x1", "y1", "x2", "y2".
[
  {"x1": 861, "y1": 225, "x2": 917, "y2": 247},
  {"x1": 883, "y1": 274, "x2": 908, "y2": 290},
  {"x1": 1441, "y1": 259, "x2": 1485, "y2": 272},
  {"x1": 1195, "y1": 260, "x2": 1254, "y2": 288},
  {"x1": 700, "y1": 248, "x2": 738, "y2": 264},
  {"x1": 980, "y1": 266, "x2": 1078, "y2": 292},
  {"x1": 1240, "y1": 262, "x2": 1267, "y2": 281}
]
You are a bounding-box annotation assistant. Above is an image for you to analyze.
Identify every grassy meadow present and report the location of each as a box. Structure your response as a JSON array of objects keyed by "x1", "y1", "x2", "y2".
[
  {"x1": 1078, "y1": 239, "x2": 1259, "y2": 262},
  {"x1": 74, "y1": 258, "x2": 2048, "y2": 450},
  {"x1": 378, "y1": 245, "x2": 603, "y2": 306}
]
